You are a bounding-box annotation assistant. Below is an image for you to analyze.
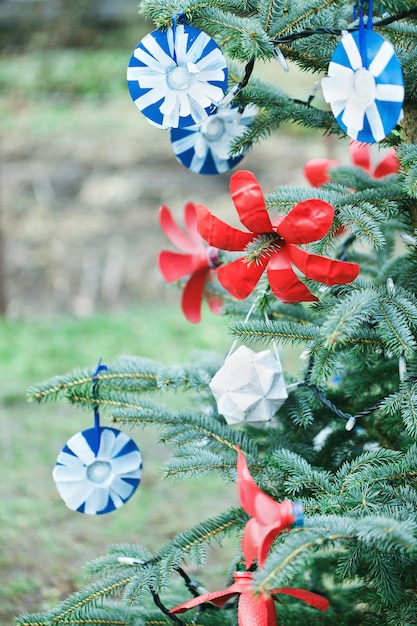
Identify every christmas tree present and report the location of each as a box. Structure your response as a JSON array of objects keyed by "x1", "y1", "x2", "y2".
[{"x1": 17, "y1": 1, "x2": 417, "y2": 625}]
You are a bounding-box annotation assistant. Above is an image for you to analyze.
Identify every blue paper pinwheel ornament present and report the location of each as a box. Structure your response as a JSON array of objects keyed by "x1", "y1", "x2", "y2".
[
  {"x1": 170, "y1": 104, "x2": 257, "y2": 175},
  {"x1": 53, "y1": 426, "x2": 142, "y2": 515},
  {"x1": 53, "y1": 360, "x2": 142, "y2": 515},
  {"x1": 321, "y1": 1, "x2": 404, "y2": 143},
  {"x1": 127, "y1": 17, "x2": 228, "y2": 129}
]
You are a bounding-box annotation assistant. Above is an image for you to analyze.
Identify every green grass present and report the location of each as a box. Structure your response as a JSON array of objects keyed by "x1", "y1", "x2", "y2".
[{"x1": 0, "y1": 307, "x2": 241, "y2": 624}]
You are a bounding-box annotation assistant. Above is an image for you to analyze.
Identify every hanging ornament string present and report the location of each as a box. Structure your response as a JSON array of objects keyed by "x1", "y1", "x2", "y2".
[
  {"x1": 171, "y1": 11, "x2": 185, "y2": 65},
  {"x1": 92, "y1": 357, "x2": 109, "y2": 446},
  {"x1": 271, "y1": 7, "x2": 417, "y2": 46},
  {"x1": 220, "y1": 57, "x2": 255, "y2": 108}
]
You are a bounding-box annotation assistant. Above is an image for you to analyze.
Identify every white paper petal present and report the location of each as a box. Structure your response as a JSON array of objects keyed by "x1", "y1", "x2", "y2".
[
  {"x1": 369, "y1": 40, "x2": 394, "y2": 77},
  {"x1": 341, "y1": 32, "x2": 363, "y2": 71},
  {"x1": 364, "y1": 101, "x2": 386, "y2": 142}
]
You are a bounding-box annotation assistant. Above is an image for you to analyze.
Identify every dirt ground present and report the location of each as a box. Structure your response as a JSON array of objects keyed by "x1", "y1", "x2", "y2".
[{"x1": 1, "y1": 93, "x2": 338, "y2": 318}]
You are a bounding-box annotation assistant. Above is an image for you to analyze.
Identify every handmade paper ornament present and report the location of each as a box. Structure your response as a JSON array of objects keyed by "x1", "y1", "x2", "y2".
[
  {"x1": 321, "y1": 25, "x2": 404, "y2": 143},
  {"x1": 237, "y1": 449, "x2": 303, "y2": 567},
  {"x1": 158, "y1": 202, "x2": 222, "y2": 323},
  {"x1": 170, "y1": 105, "x2": 257, "y2": 175},
  {"x1": 53, "y1": 360, "x2": 142, "y2": 515},
  {"x1": 196, "y1": 170, "x2": 360, "y2": 303},
  {"x1": 53, "y1": 426, "x2": 142, "y2": 515},
  {"x1": 127, "y1": 20, "x2": 228, "y2": 129},
  {"x1": 209, "y1": 344, "x2": 288, "y2": 426}
]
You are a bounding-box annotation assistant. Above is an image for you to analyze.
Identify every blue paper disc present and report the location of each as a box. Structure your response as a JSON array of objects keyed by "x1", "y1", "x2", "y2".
[
  {"x1": 321, "y1": 30, "x2": 404, "y2": 143},
  {"x1": 170, "y1": 105, "x2": 257, "y2": 174},
  {"x1": 53, "y1": 427, "x2": 142, "y2": 515},
  {"x1": 127, "y1": 24, "x2": 228, "y2": 129}
]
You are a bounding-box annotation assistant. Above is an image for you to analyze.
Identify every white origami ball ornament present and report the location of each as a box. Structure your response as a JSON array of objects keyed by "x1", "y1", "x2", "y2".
[{"x1": 209, "y1": 345, "x2": 288, "y2": 426}]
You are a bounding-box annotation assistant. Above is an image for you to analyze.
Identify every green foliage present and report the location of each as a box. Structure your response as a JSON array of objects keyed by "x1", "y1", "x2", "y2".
[{"x1": 15, "y1": 1, "x2": 417, "y2": 625}]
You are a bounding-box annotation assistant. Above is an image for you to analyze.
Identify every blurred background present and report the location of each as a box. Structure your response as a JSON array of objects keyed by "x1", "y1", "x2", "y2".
[{"x1": 0, "y1": 1, "x2": 338, "y2": 622}]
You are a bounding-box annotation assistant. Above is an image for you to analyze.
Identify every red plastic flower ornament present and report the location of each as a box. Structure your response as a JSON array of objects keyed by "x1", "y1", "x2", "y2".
[
  {"x1": 158, "y1": 202, "x2": 222, "y2": 323},
  {"x1": 170, "y1": 570, "x2": 329, "y2": 626},
  {"x1": 237, "y1": 449, "x2": 303, "y2": 568},
  {"x1": 196, "y1": 170, "x2": 359, "y2": 303},
  {"x1": 304, "y1": 140, "x2": 399, "y2": 187}
]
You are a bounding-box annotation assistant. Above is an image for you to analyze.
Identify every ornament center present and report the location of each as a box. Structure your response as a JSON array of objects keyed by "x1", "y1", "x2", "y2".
[
  {"x1": 353, "y1": 68, "x2": 376, "y2": 105},
  {"x1": 87, "y1": 460, "x2": 112, "y2": 484},
  {"x1": 202, "y1": 117, "x2": 226, "y2": 141},
  {"x1": 166, "y1": 65, "x2": 194, "y2": 91}
]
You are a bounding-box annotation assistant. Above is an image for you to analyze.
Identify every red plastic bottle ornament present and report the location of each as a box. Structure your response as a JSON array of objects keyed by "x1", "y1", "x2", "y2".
[
  {"x1": 304, "y1": 140, "x2": 399, "y2": 187},
  {"x1": 321, "y1": 1, "x2": 404, "y2": 143},
  {"x1": 237, "y1": 449, "x2": 303, "y2": 568},
  {"x1": 195, "y1": 170, "x2": 360, "y2": 302},
  {"x1": 158, "y1": 202, "x2": 222, "y2": 323},
  {"x1": 170, "y1": 570, "x2": 329, "y2": 626}
]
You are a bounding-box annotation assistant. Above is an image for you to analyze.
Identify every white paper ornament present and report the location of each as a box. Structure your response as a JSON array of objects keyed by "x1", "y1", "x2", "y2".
[
  {"x1": 321, "y1": 29, "x2": 404, "y2": 143},
  {"x1": 127, "y1": 22, "x2": 228, "y2": 129},
  {"x1": 209, "y1": 345, "x2": 288, "y2": 426},
  {"x1": 53, "y1": 426, "x2": 142, "y2": 515}
]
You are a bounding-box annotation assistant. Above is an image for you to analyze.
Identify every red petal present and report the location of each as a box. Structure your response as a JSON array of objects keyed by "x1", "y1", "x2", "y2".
[
  {"x1": 196, "y1": 204, "x2": 254, "y2": 250},
  {"x1": 267, "y1": 249, "x2": 317, "y2": 303},
  {"x1": 272, "y1": 588, "x2": 329, "y2": 612},
  {"x1": 349, "y1": 140, "x2": 371, "y2": 172},
  {"x1": 183, "y1": 202, "x2": 204, "y2": 247},
  {"x1": 275, "y1": 200, "x2": 334, "y2": 244},
  {"x1": 373, "y1": 149, "x2": 399, "y2": 178},
  {"x1": 303, "y1": 158, "x2": 339, "y2": 187},
  {"x1": 181, "y1": 268, "x2": 209, "y2": 324},
  {"x1": 170, "y1": 589, "x2": 236, "y2": 613},
  {"x1": 159, "y1": 205, "x2": 200, "y2": 253},
  {"x1": 207, "y1": 293, "x2": 223, "y2": 315},
  {"x1": 230, "y1": 171, "x2": 272, "y2": 233},
  {"x1": 242, "y1": 519, "x2": 260, "y2": 568},
  {"x1": 158, "y1": 250, "x2": 208, "y2": 282},
  {"x1": 237, "y1": 449, "x2": 261, "y2": 517},
  {"x1": 289, "y1": 245, "x2": 360, "y2": 286},
  {"x1": 238, "y1": 592, "x2": 277, "y2": 626},
  {"x1": 218, "y1": 257, "x2": 267, "y2": 299}
]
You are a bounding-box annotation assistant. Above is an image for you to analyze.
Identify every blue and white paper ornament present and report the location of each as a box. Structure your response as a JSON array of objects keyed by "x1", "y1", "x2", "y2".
[
  {"x1": 127, "y1": 22, "x2": 228, "y2": 129},
  {"x1": 170, "y1": 104, "x2": 257, "y2": 174},
  {"x1": 321, "y1": 29, "x2": 404, "y2": 143},
  {"x1": 53, "y1": 426, "x2": 142, "y2": 515}
]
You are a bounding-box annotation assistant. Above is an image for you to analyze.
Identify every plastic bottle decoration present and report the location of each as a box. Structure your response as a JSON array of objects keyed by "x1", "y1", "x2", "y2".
[
  {"x1": 53, "y1": 361, "x2": 142, "y2": 515},
  {"x1": 171, "y1": 570, "x2": 329, "y2": 626},
  {"x1": 170, "y1": 104, "x2": 257, "y2": 175},
  {"x1": 169, "y1": 450, "x2": 329, "y2": 625},
  {"x1": 321, "y1": 0, "x2": 404, "y2": 143},
  {"x1": 236, "y1": 448, "x2": 303, "y2": 567},
  {"x1": 127, "y1": 14, "x2": 228, "y2": 129},
  {"x1": 196, "y1": 170, "x2": 360, "y2": 303},
  {"x1": 304, "y1": 140, "x2": 399, "y2": 187},
  {"x1": 209, "y1": 344, "x2": 288, "y2": 426},
  {"x1": 158, "y1": 202, "x2": 222, "y2": 323}
]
